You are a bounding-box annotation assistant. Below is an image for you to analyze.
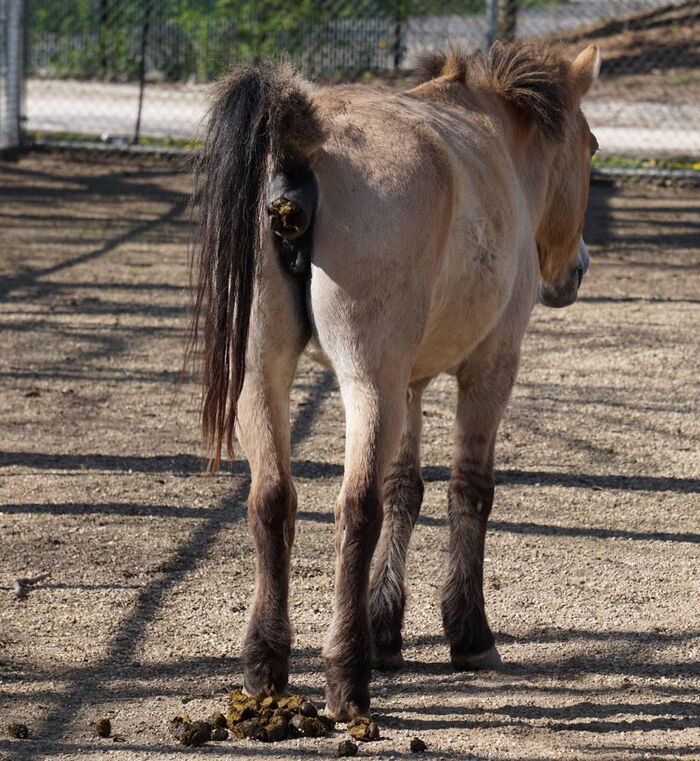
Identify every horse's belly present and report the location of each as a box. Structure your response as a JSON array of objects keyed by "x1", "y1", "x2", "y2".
[
  {"x1": 409, "y1": 237, "x2": 516, "y2": 379},
  {"x1": 410, "y1": 294, "x2": 503, "y2": 380}
]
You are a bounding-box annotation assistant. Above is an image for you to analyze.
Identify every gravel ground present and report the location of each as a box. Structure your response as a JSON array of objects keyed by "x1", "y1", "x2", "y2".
[{"x1": 0, "y1": 155, "x2": 698, "y2": 761}]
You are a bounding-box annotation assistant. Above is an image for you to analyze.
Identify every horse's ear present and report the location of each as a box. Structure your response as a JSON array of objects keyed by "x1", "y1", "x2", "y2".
[{"x1": 571, "y1": 45, "x2": 601, "y2": 98}]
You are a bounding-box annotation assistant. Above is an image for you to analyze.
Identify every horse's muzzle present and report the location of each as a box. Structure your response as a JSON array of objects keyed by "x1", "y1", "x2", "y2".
[{"x1": 538, "y1": 239, "x2": 589, "y2": 308}]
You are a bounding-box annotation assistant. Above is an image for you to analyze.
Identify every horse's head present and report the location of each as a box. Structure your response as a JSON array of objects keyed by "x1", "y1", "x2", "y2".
[{"x1": 535, "y1": 46, "x2": 600, "y2": 308}]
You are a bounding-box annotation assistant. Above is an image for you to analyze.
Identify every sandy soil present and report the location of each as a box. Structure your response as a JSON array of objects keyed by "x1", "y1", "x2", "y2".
[{"x1": 0, "y1": 155, "x2": 698, "y2": 761}]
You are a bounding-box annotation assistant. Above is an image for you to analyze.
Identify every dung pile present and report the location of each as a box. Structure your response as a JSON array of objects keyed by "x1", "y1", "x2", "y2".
[
  {"x1": 169, "y1": 712, "x2": 231, "y2": 747},
  {"x1": 169, "y1": 716, "x2": 213, "y2": 747},
  {"x1": 227, "y1": 691, "x2": 335, "y2": 742}
]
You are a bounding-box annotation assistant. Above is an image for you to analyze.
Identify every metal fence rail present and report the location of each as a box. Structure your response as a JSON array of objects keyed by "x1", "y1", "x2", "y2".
[{"x1": 15, "y1": 0, "x2": 700, "y2": 157}]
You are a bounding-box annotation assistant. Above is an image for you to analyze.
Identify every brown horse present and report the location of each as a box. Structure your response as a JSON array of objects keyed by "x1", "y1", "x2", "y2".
[{"x1": 189, "y1": 41, "x2": 600, "y2": 720}]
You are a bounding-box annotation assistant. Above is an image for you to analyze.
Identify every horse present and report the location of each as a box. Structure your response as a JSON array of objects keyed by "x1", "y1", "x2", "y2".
[{"x1": 188, "y1": 40, "x2": 601, "y2": 720}]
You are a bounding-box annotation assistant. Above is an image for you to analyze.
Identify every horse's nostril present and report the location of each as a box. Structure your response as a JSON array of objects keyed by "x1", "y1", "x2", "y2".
[{"x1": 576, "y1": 266, "x2": 584, "y2": 288}]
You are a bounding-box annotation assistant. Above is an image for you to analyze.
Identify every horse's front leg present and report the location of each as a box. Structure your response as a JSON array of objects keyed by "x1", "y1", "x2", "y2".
[
  {"x1": 443, "y1": 346, "x2": 520, "y2": 671},
  {"x1": 236, "y1": 258, "x2": 309, "y2": 697}
]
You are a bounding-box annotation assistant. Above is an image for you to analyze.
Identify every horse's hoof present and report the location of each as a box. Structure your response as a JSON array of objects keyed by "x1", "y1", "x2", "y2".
[
  {"x1": 451, "y1": 645, "x2": 502, "y2": 672},
  {"x1": 323, "y1": 699, "x2": 364, "y2": 723},
  {"x1": 371, "y1": 649, "x2": 405, "y2": 671},
  {"x1": 241, "y1": 684, "x2": 287, "y2": 699}
]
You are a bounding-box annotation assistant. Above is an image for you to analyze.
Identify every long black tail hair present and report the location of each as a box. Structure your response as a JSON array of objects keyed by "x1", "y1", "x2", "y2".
[{"x1": 188, "y1": 64, "x2": 326, "y2": 471}]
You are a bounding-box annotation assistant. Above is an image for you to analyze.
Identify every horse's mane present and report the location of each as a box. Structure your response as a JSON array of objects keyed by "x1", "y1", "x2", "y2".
[{"x1": 414, "y1": 42, "x2": 575, "y2": 142}]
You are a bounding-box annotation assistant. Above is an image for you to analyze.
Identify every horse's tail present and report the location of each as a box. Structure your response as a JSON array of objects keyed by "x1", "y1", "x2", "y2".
[{"x1": 189, "y1": 64, "x2": 327, "y2": 471}]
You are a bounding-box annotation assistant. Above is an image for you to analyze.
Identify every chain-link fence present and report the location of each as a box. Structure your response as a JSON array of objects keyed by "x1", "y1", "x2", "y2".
[{"x1": 4, "y1": 0, "x2": 700, "y2": 157}]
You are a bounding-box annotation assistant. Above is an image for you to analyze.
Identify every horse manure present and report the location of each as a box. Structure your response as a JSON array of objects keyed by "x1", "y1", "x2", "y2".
[
  {"x1": 267, "y1": 198, "x2": 307, "y2": 239},
  {"x1": 208, "y1": 711, "x2": 227, "y2": 729},
  {"x1": 112, "y1": 734, "x2": 127, "y2": 743},
  {"x1": 410, "y1": 737, "x2": 427, "y2": 752},
  {"x1": 227, "y1": 690, "x2": 259, "y2": 724},
  {"x1": 288, "y1": 713, "x2": 304, "y2": 737},
  {"x1": 239, "y1": 719, "x2": 267, "y2": 742},
  {"x1": 169, "y1": 715, "x2": 189, "y2": 740},
  {"x1": 94, "y1": 717, "x2": 111, "y2": 738},
  {"x1": 169, "y1": 716, "x2": 211, "y2": 747},
  {"x1": 211, "y1": 727, "x2": 229, "y2": 741},
  {"x1": 302, "y1": 716, "x2": 328, "y2": 738},
  {"x1": 276, "y1": 694, "x2": 305, "y2": 713},
  {"x1": 299, "y1": 700, "x2": 318, "y2": 718},
  {"x1": 7, "y1": 722, "x2": 29, "y2": 739},
  {"x1": 190, "y1": 721, "x2": 212, "y2": 746},
  {"x1": 338, "y1": 739, "x2": 358, "y2": 757},
  {"x1": 318, "y1": 713, "x2": 336, "y2": 732},
  {"x1": 348, "y1": 717, "x2": 380, "y2": 742},
  {"x1": 277, "y1": 710, "x2": 326, "y2": 739},
  {"x1": 225, "y1": 690, "x2": 329, "y2": 743},
  {"x1": 263, "y1": 715, "x2": 288, "y2": 742}
]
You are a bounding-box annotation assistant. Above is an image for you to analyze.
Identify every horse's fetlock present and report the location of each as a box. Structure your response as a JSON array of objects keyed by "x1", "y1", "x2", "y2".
[
  {"x1": 242, "y1": 633, "x2": 291, "y2": 697},
  {"x1": 324, "y1": 655, "x2": 371, "y2": 720},
  {"x1": 442, "y1": 588, "x2": 495, "y2": 659},
  {"x1": 448, "y1": 475, "x2": 494, "y2": 519}
]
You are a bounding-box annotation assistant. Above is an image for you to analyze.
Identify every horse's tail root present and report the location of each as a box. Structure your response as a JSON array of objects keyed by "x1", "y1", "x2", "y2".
[{"x1": 189, "y1": 64, "x2": 326, "y2": 471}]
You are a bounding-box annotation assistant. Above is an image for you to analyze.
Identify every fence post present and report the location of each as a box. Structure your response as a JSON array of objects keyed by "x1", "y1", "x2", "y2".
[
  {"x1": 392, "y1": 0, "x2": 406, "y2": 73},
  {"x1": 485, "y1": 0, "x2": 499, "y2": 50},
  {"x1": 0, "y1": 0, "x2": 25, "y2": 156},
  {"x1": 486, "y1": 0, "x2": 519, "y2": 50},
  {"x1": 497, "y1": 0, "x2": 519, "y2": 42},
  {"x1": 133, "y1": 0, "x2": 151, "y2": 145}
]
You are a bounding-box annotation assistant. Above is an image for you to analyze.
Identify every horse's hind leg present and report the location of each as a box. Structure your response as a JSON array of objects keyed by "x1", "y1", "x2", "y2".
[
  {"x1": 369, "y1": 378, "x2": 430, "y2": 670},
  {"x1": 443, "y1": 345, "x2": 520, "y2": 671},
  {"x1": 236, "y1": 255, "x2": 309, "y2": 697}
]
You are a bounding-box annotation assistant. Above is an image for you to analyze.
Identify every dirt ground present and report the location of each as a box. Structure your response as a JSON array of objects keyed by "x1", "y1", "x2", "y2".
[{"x1": 0, "y1": 155, "x2": 698, "y2": 761}]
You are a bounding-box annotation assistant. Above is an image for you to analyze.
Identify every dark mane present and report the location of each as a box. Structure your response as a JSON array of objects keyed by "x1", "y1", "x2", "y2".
[{"x1": 414, "y1": 41, "x2": 575, "y2": 141}]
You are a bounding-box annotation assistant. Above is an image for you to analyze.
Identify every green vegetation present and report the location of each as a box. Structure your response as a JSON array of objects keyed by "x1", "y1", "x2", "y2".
[
  {"x1": 27, "y1": 129, "x2": 202, "y2": 152},
  {"x1": 592, "y1": 155, "x2": 700, "y2": 173},
  {"x1": 28, "y1": 0, "x2": 565, "y2": 81}
]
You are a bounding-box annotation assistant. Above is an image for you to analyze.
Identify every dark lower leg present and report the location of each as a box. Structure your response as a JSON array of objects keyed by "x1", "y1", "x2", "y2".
[
  {"x1": 369, "y1": 465, "x2": 423, "y2": 667},
  {"x1": 242, "y1": 476, "x2": 296, "y2": 696},
  {"x1": 324, "y1": 481, "x2": 382, "y2": 719},
  {"x1": 441, "y1": 469, "x2": 497, "y2": 669},
  {"x1": 441, "y1": 347, "x2": 519, "y2": 671},
  {"x1": 368, "y1": 381, "x2": 426, "y2": 668}
]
